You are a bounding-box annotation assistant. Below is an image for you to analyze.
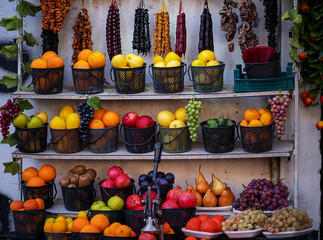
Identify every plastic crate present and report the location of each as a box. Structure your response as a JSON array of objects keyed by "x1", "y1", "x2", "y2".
[{"x1": 234, "y1": 63, "x2": 294, "y2": 93}]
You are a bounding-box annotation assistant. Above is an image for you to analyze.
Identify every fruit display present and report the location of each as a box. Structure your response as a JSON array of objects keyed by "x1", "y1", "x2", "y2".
[
  {"x1": 10, "y1": 198, "x2": 45, "y2": 211},
  {"x1": 111, "y1": 54, "x2": 144, "y2": 68},
  {"x1": 205, "y1": 117, "x2": 234, "y2": 128},
  {"x1": 72, "y1": 9, "x2": 93, "y2": 64},
  {"x1": 232, "y1": 178, "x2": 289, "y2": 211},
  {"x1": 175, "y1": 0, "x2": 186, "y2": 58},
  {"x1": 138, "y1": 170, "x2": 175, "y2": 191},
  {"x1": 268, "y1": 91, "x2": 292, "y2": 138},
  {"x1": 49, "y1": 105, "x2": 80, "y2": 130},
  {"x1": 263, "y1": 207, "x2": 313, "y2": 233},
  {"x1": 106, "y1": 0, "x2": 121, "y2": 60},
  {"x1": 153, "y1": 1, "x2": 171, "y2": 57},
  {"x1": 263, "y1": 0, "x2": 278, "y2": 48},
  {"x1": 162, "y1": 186, "x2": 197, "y2": 209},
  {"x1": 31, "y1": 51, "x2": 64, "y2": 69},
  {"x1": 185, "y1": 215, "x2": 225, "y2": 233},
  {"x1": 191, "y1": 50, "x2": 220, "y2": 67},
  {"x1": 198, "y1": 0, "x2": 214, "y2": 53},
  {"x1": 222, "y1": 209, "x2": 268, "y2": 231},
  {"x1": 101, "y1": 166, "x2": 131, "y2": 189},
  {"x1": 240, "y1": 108, "x2": 273, "y2": 127},
  {"x1": 60, "y1": 165, "x2": 96, "y2": 188},
  {"x1": 22, "y1": 164, "x2": 56, "y2": 186},
  {"x1": 184, "y1": 95, "x2": 202, "y2": 142},
  {"x1": 132, "y1": 0, "x2": 151, "y2": 55},
  {"x1": 122, "y1": 112, "x2": 154, "y2": 129}
]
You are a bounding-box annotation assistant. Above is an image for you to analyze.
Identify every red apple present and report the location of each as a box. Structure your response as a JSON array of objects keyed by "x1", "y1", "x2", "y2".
[
  {"x1": 123, "y1": 112, "x2": 139, "y2": 128},
  {"x1": 134, "y1": 205, "x2": 145, "y2": 210},
  {"x1": 161, "y1": 199, "x2": 180, "y2": 209},
  {"x1": 114, "y1": 173, "x2": 131, "y2": 188},
  {"x1": 300, "y1": 91, "x2": 309, "y2": 99},
  {"x1": 141, "y1": 191, "x2": 157, "y2": 205},
  {"x1": 316, "y1": 121, "x2": 323, "y2": 130},
  {"x1": 139, "y1": 233, "x2": 157, "y2": 240},
  {"x1": 101, "y1": 178, "x2": 115, "y2": 188},
  {"x1": 125, "y1": 194, "x2": 142, "y2": 210},
  {"x1": 303, "y1": 97, "x2": 313, "y2": 107},
  {"x1": 107, "y1": 166, "x2": 123, "y2": 181},
  {"x1": 136, "y1": 115, "x2": 154, "y2": 128},
  {"x1": 179, "y1": 190, "x2": 197, "y2": 208},
  {"x1": 166, "y1": 186, "x2": 184, "y2": 203}
]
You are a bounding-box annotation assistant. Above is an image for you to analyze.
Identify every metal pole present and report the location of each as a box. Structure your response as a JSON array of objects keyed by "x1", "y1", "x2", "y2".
[{"x1": 17, "y1": 0, "x2": 23, "y2": 91}]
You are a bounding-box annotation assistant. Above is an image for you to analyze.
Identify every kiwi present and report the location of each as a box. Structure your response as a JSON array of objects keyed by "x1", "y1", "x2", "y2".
[
  {"x1": 79, "y1": 174, "x2": 92, "y2": 187},
  {"x1": 70, "y1": 174, "x2": 80, "y2": 187},
  {"x1": 72, "y1": 165, "x2": 86, "y2": 175},
  {"x1": 68, "y1": 184, "x2": 77, "y2": 188},
  {"x1": 85, "y1": 168, "x2": 97, "y2": 181},
  {"x1": 60, "y1": 176, "x2": 70, "y2": 187},
  {"x1": 67, "y1": 169, "x2": 74, "y2": 179}
]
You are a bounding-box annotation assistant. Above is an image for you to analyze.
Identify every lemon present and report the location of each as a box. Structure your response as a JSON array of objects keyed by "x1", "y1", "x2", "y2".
[
  {"x1": 59, "y1": 106, "x2": 75, "y2": 120},
  {"x1": 111, "y1": 54, "x2": 127, "y2": 68},
  {"x1": 125, "y1": 53, "x2": 136, "y2": 66},
  {"x1": 164, "y1": 52, "x2": 181, "y2": 65},
  {"x1": 206, "y1": 60, "x2": 220, "y2": 66},
  {"x1": 153, "y1": 56, "x2": 164, "y2": 65},
  {"x1": 67, "y1": 222, "x2": 73, "y2": 232},
  {"x1": 166, "y1": 60, "x2": 181, "y2": 68},
  {"x1": 175, "y1": 108, "x2": 187, "y2": 122},
  {"x1": 55, "y1": 216, "x2": 67, "y2": 225},
  {"x1": 78, "y1": 211, "x2": 88, "y2": 219},
  {"x1": 198, "y1": 50, "x2": 215, "y2": 64},
  {"x1": 66, "y1": 217, "x2": 73, "y2": 224},
  {"x1": 66, "y1": 113, "x2": 81, "y2": 129},
  {"x1": 192, "y1": 59, "x2": 205, "y2": 67},
  {"x1": 49, "y1": 116, "x2": 66, "y2": 129},
  {"x1": 129, "y1": 56, "x2": 144, "y2": 68},
  {"x1": 157, "y1": 111, "x2": 175, "y2": 127},
  {"x1": 154, "y1": 61, "x2": 166, "y2": 67}
]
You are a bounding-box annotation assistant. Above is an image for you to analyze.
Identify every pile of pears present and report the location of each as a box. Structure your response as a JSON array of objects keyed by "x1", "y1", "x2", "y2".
[{"x1": 186, "y1": 165, "x2": 235, "y2": 207}]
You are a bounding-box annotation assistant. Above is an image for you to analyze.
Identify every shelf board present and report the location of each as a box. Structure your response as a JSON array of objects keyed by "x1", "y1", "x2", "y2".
[
  {"x1": 46, "y1": 198, "x2": 79, "y2": 217},
  {"x1": 11, "y1": 86, "x2": 292, "y2": 101},
  {"x1": 12, "y1": 140, "x2": 293, "y2": 161}
]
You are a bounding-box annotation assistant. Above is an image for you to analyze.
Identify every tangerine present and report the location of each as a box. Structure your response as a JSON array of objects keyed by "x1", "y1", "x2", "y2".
[
  {"x1": 93, "y1": 109, "x2": 107, "y2": 120},
  {"x1": 10, "y1": 200, "x2": 24, "y2": 211},
  {"x1": 260, "y1": 112, "x2": 273, "y2": 126},
  {"x1": 198, "y1": 214, "x2": 210, "y2": 222},
  {"x1": 80, "y1": 224, "x2": 100, "y2": 233},
  {"x1": 115, "y1": 225, "x2": 131, "y2": 237},
  {"x1": 39, "y1": 164, "x2": 56, "y2": 182},
  {"x1": 102, "y1": 111, "x2": 120, "y2": 127},
  {"x1": 130, "y1": 230, "x2": 136, "y2": 237},
  {"x1": 248, "y1": 120, "x2": 263, "y2": 127},
  {"x1": 74, "y1": 60, "x2": 90, "y2": 69},
  {"x1": 48, "y1": 56, "x2": 64, "y2": 68},
  {"x1": 53, "y1": 221, "x2": 67, "y2": 233},
  {"x1": 24, "y1": 199, "x2": 39, "y2": 210},
  {"x1": 88, "y1": 52, "x2": 106, "y2": 68},
  {"x1": 22, "y1": 167, "x2": 39, "y2": 183},
  {"x1": 185, "y1": 217, "x2": 201, "y2": 231},
  {"x1": 244, "y1": 109, "x2": 260, "y2": 122},
  {"x1": 89, "y1": 119, "x2": 105, "y2": 129},
  {"x1": 105, "y1": 222, "x2": 121, "y2": 236},
  {"x1": 31, "y1": 59, "x2": 47, "y2": 69},
  {"x1": 44, "y1": 222, "x2": 54, "y2": 233},
  {"x1": 27, "y1": 176, "x2": 46, "y2": 187},
  {"x1": 90, "y1": 214, "x2": 110, "y2": 233},
  {"x1": 78, "y1": 49, "x2": 93, "y2": 62},
  {"x1": 240, "y1": 120, "x2": 249, "y2": 127},
  {"x1": 72, "y1": 217, "x2": 90, "y2": 232},
  {"x1": 42, "y1": 51, "x2": 58, "y2": 62},
  {"x1": 35, "y1": 198, "x2": 45, "y2": 210},
  {"x1": 200, "y1": 219, "x2": 221, "y2": 233}
]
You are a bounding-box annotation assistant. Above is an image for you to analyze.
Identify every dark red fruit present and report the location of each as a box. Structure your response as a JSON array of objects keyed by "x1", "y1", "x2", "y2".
[
  {"x1": 300, "y1": 91, "x2": 309, "y2": 99},
  {"x1": 309, "y1": 35, "x2": 315, "y2": 41},
  {"x1": 298, "y1": 52, "x2": 307, "y2": 61},
  {"x1": 303, "y1": 97, "x2": 313, "y2": 107},
  {"x1": 309, "y1": 94, "x2": 317, "y2": 100},
  {"x1": 300, "y1": 4, "x2": 309, "y2": 11},
  {"x1": 316, "y1": 121, "x2": 323, "y2": 130},
  {"x1": 320, "y1": 96, "x2": 323, "y2": 104}
]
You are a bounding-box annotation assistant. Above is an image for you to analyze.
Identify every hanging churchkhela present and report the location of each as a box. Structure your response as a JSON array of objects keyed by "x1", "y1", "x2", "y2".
[
  {"x1": 106, "y1": 0, "x2": 122, "y2": 60},
  {"x1": 198, "y1": 0, "x2": 214, "y2": 53},
  {"x1": 263, "y1": 0, "x2": 278, "y2": 49},
  {"x1": 175, "y1": 0, "x2": 187, "y2": 58}
]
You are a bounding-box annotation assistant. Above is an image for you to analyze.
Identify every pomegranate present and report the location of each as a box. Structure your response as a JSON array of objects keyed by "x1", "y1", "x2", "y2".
[
  {"x1": 161, "y1": 199, "x2": 180, "y2": 209},
  {"x1": 166, "y1": 186, "x2": 184, "y2": 203},
  {"x1": 101, "y1": 178, "x2": 115, "y2": 188},
  {"x1": 179, "y1": 190, "x2": 197, "y2": 208},
  {"x1": 138, "y1": 233, "x2": 156, "y2": 240},
  {"x1": 141, "y1": 191, "x2": 157, "y2": 204},
  {"x1": 114, "y1": 173, "x2": 131, "y2": 188},
  {"x1": 107, "y1": 166, "x2": 123, "y2": 180}
]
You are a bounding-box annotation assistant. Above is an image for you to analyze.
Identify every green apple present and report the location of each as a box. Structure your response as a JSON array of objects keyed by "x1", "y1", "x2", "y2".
[
  {"x1": 12, "y1": 113, "x2": 28, "y2": 128},
  {"x1": 91, "y1": 201, "x2": 106, "y2": 210},
  {"x1": 99, "y1": 206, "x2": 112, "y2": 211},
  {"x1": 207, "y1": 119, "x2": 217, "y2": 126},
  {"x1": 169, "y1": 120, "x2": 186, "y2": 128},
  {"x1": 27, "y1": 116, "x2": 43, "y2": 129},
  {"x1": 45, "y1": 217, "x2": 55, "y2": 223},
  {"x1": 107, "y1": 196, "x2": 124, "y2": 210}
]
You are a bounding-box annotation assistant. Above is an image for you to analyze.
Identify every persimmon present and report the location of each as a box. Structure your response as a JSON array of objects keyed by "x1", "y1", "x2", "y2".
[
  {"x1": 185, "y1": 217, "x2": 201, "y2": 231},
  {"x1": 35, "y1": 198, "x2": 45, "y2": 210},
  {"x1": 200, "y1": 219, "x2": 221, "y2": 233},
  {"x1": 198, "y1": 214, "x2": 210, "y2": 222},
  {"x1": 10, "y1": 200, "x2": 24, "y2": 211},
  {"x1": 23, "y1": 199, "x2": 38, "y2": 210}
]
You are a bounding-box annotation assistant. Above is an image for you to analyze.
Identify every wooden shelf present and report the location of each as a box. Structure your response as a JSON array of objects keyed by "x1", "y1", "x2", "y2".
[
  {"x1": 12, "y1": 140, "x2": 293, "y2": 161},
  {"x1": 11, "y1": 86, "x2": 292, "y2": 101}
]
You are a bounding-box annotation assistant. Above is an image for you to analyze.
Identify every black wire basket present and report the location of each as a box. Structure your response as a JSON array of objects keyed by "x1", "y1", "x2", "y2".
[
  {"x1": 12, "y1": 210, "x2": 46, "y2": 237},
  {"x1": 100, "y1": 236, "x2": 137, "y2": 240},
  {"x1": 99, "y1": 179, "x2": 135, "y2": 203},
  {"x1": 50, "y1": 128, "x2": 83, "y2": 153},
  {"x1": 188, "y1": 62, "x2": 225, "y2": 92},
  {"x1": 22, "y1": 180, "x2": 57, "y2": 209},
  {"x1": 110, "y1": 64, "x2": 146, "y2": 94},
  {"x1": 44, "y1": 232, "x2": 72, "y2": 240},
  {"x1": 74, "y1": 233, "x2": 100, "y2": 240},
  {"x1": 149, "y1": 63, "x2": 187, "y2": 93},
  {"x1": 14, "y1": 124, "x2": 48, "y2": 153},
  {"x1": 88, "y1": 210, "x2": 124, "y2": 224},
  {"x1": 159, "y1": 126, "x2": 191, "y2": 153},
  {"x1": 88, "y1": 125, "x2": 119, "y2": 153},
  {"x1": 72, "y1": 66, "x2": 105, "y2": 94},
  {"x1": 123, "y1": 210, "x2": 145, "y2": 235},
  {"x1": 31, "y1": 67, "x2": 64, "y2": 94}
]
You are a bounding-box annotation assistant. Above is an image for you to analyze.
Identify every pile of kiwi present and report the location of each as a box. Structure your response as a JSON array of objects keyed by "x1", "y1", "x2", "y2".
[{"x1": 60, "y1": 165, "x2": 97, "y2": 188}]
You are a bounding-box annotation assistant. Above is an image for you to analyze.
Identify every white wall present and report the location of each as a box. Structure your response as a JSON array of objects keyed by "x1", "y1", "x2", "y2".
[{"x1": 0, "y1": 0, "x2": 320, "y2": 230}]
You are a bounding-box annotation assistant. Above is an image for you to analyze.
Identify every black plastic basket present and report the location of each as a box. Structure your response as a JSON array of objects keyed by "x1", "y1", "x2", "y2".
[
  {"x1": 200, "y1": 121, "x2": 237, "y2": 153},
  {"x1": 159, "y1": 126, "x2": 191, "y2": 153},
  {"x1": 100, "y1": 237, "x2": 137, "y2": 240},
  {"x1": 74, "y1": 233, "x2": 100, "y2": 240},
  {"x1": 44, "y1": 232, "x2": 72, "y2": 240},
  {"x1": 61, "y1": 182, "x2": 96, "y2": 211},
  {"x1": 14, "y1": 124, "x2": 48, "y2": 153},
  {"x1": 238, "y1": 123, "x2": 275, "y2": 153},
  {"x1": 22, "y1": 181, "x2": 57, "y2": 209},
  {"x1": 121, "y1": 123, "x2": 156, "y2": 154},
  {"x1": 138, "y1": 184, "x2": 173, "y2": 202},
  {"x1": 31, "y1": 67, "x2": 64, "y2": 94},
  {"x1": 89, "y1": 210, "x2": 124, "y2": 224},
  {"x1": 88, "y1": 125, "x2": 119, "y2": 153},
  {"x1": 50, "y1": 128, "x2": 83, "y2": 153},
  {"x1": 188, "y1": 62, "x2": 225, "y2": 93},
  {"x1": 12, "y1": 210, "x2": 46, "y2": 237},
  {"x1": 244, "y1": 60, "x2": 280, "y2": 79},
  {"x1": 100, "y1": 179, "x2": 135, "y2": 203},
  {"x1": 149, "y1": 63, "x2": 187, "y2": 93},
  {"x1": 72, "y1": 66, "x2": 105, "y2": 94},
  {"x1": 110, "y1": 64, "x2": 146, "y2": 94},
  {"x1": 123, "y1": 210, "x2": 145, "y2": 234}
]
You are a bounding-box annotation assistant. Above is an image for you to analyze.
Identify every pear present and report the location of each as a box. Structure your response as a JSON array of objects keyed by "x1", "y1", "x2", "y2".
[
  {"x1": 196, "y1": 165, "x2": 210, "y2": 195},
  {"x1": 186, "y1": 183, "x2": 202, "y2": 207},
  {"x1": 203, "y1": 189, "x2": 217, "y2": 207},
  {"x1": 218, "y1": 186, "x2": 235, "y2": 207},
  {"x1": 211, "y1": 175, "x2": 226, "y2": 196}
]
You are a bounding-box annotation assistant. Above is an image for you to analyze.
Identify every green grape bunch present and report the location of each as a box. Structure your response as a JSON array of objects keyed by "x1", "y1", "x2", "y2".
[{"x1": 185, "y1": 95, "x2": 202, "y2": 143}]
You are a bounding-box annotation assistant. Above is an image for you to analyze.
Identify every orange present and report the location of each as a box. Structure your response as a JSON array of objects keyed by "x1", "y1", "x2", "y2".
[
  {"x1": 244, "y1": 109, "x2": 260, "y2": 122},
  {"x1": 74, "y1": 60, "x2": 90, "y2": 69},
  {"x1": 48, "y1": 56, "x2": 64, "y2": 68},
  {"x1": 185, "y1": 237, "x2": 198, "y2": 240},
  {"x1": 35, "y1": 198, "x2": 45, "y2": 210},
  {"x1": 24, "y1": 199, "x2": 38, "y2": 210},
  {"x1": 78, "y1": 49, "x2": 93, "y2": 62},
  {"x1": 42, "y1": 51, "x2": 58, "y2": 62},
  {"x1": 31, "y1": 59, "x2": 47, "y2": 68},
  {"x1": 258, "y1": 108, "x2": 270, "y2": 115},
  {"x1": 102, "y1": 111, "x2": 120, "y2": 127},
  {"x1": 80, "y1": 224, "x2": 100, "y2": 233},
  {"x1": 260, "y1": 112, "x2": 273, "y2": 126},
  {"x1": 90, "y1": 214, "x2": 110, "y2": 233},
  {"x1": 248, "y1": 120, "x2": 263, "y2": 127},
  {"x1": 22, "y1": 167, "x2": 38, "y2": 183},
  {"x1": 72, "y1": 218, "x2": 90, "y2": 232},
  {"x1": 89, "y1": 119, "x2": 105, "y2": 129},
  {"x1": 27, "y1": 177, "x2": 46, "y2": 187},
  {"x1": 93, "y1": 109, "x2": 107, "y2": 120},
  {"x1": 185, "y1": 217, "x2": 201, "y2": 231},
  {"x1": 130, "y1": 230, "x2": 136, "y2": 237},
  {"x1": 115, "y1": 225, "x2": 131, "y2": 237},
  {"x1": 39, "y1": 164, "x2": 56, "y2": 182},
  {"x1": 198, "y1": 214, "x2": 210, "y2": 222},
  {"x1": 168, "y1": 228, "x2": 175, "y2": 234},
  {"x1": 240, "y1": 119, "x2": 249, "y2": 127},
  {"x1": 163, "y1": 222, "x2": 170, "y2": 234},
  {"x1": 44, "y1": 222, "x2": 54, "y2": 233},
  {"x1": 53, "y1": 221, "x2": 67, "y2": 233},
  {"x1": 104, "y1": 222, "x2": 121, "y2": 236},
  {"x1": 88, "y1": 51, "x2": 106, "y2": 68},
  {"x1": 200, "y1": 219, "x2": 221, "y2": 233},
  {"x1": 10, "y1": 200, "x2": 24, "y2": 211}
]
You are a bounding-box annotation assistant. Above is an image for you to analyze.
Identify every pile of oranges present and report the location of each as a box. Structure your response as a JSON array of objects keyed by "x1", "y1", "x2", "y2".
[
  {"x1": 89, "y1": 109, "x2": 120, "y2": 129},
  {"x1": 240, "y1": 108, "x2": 273, "y2": 127},
  {"x1": 103, "y1": 222, "x2": 136, "y2": 237},
  {"x1": 10, "y1": 198, "x2": 45, "y2": 211},
  {"x1": 31, "y1": 51, "x2": 64, "y2": 69},
  {"x1": 22, "y1": 164, "x2": 56, "y2": 187},
  {"x1": 73, "y1": 49, "x2": 106, "y2": 69}
]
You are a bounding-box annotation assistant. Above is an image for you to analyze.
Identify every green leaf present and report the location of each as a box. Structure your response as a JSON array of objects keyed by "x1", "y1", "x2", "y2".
[
  {"x1": 24, "y1": 61, "x2": 31, "y2": 74},
  {"x1": 311, "y1": 102, "x2": 320, "y2": 107},
  {"x1": 1, "y1": 134, "x2": 16, "y2": 147},
  {"x1": 3, "y1": 161, "x2": 20, "y2": 175},
  {"x1": 8, "y1": 0, "x2": 15, "y2": 2},
  {"x1": 290, "y1": 34, "x2": 301, "y2": 49},
  {"x1": 281, "y1": 9, "x2": 298, "y2": 21},
  {"x1": 0, "y1": 45, "x2": 18, "y2": 58},
  {"x1": 0, "y1": 16, "x2": 21, "y2": 31},
  {"x1": 18, "y1": 99, "x2": 33, "y2": 111},
  {"x1": 289, "y1": 49, "x2": 300, "y2": 63},
  {"x1": 20, "y1": 85, "x2": 33, "y2": 91},
  {"x1": 16, "y1": 1, "x2": 41, "y2": 17},
  {"x1": 294, "y1": 14, "x2": 303, "y2": 24},
  {"x1": 24, "y1": 31, "x2": 38, "y2": 47},
  {"x1": 87, "y1": 97, "x2": 102, "y2": 110},
  {"x1": 0, "y1": 74, "x2": 19, "y2": 88}
]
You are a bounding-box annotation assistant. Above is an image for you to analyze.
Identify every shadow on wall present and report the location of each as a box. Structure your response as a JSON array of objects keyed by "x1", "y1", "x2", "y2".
[
  {"x1": 0, "y1": 192, "x2": 11, "y2": 235},
  {"x1": 0, "y1": 42, "x2": 31, "y2": 93}
]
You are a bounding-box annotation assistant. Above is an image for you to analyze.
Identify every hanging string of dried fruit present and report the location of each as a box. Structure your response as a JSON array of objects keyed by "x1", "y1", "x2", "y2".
[
  {"x1": 175, "y1": 0, "x2": 186, "y2": 58},
  {"x1": 132, "y1": 0, "x2": 151, "y2": 55},
  {"x1": 219, "y1": 0, "x2": 239, "y2": 52},
  {"x1": 153, "y1": 1, "x2": 171, "y2": 57},
  {"x1": 71, "y1": 9, "x2": 93, "y2": 64},
  {"x1": 263, "y1": 0, "x2": 278, "y2": 49},
  {"x1": 106, "y1": 0, "x2": 122, "y2": 60},
  {"x1": 198, "y1": 0, "x2": 214, "y2": 53},
  {"x1": 40, "y1": 0, "x2": 71, "y2": 54},
  {"x1": 237, "y1": 0, "x2": 259, "y2": 52}
]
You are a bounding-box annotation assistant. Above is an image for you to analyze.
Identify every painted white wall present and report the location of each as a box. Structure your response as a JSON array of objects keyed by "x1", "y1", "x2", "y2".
[{"x1": 0, "y1": 0, "x2": 320, "y2": 230}]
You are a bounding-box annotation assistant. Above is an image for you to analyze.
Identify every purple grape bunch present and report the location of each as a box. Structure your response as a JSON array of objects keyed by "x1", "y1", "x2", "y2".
[
  {"x1": 0, "y1": 99, "x2": 20, "y2": 139},
  {"x1": 232, "y1": 178, "x2": 289, "y2": 212},
  {"x1": 268, "y1": 91, "x2": 291, "y2": 138}
]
